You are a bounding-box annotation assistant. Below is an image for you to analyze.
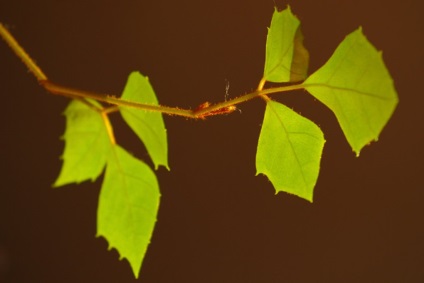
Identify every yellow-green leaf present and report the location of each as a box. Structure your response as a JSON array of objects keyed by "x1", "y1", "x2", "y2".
[
  {"x1": 97, "y1": 145, "x2": 160, "y2": 278},
  {"x1": 304, "y1": 28, "x2": 398, "y2": 155},
  {"x1": 120, "y1": 71, "x2": 169, "y2": 170},
  {"x1": 54, "y1": 99, "x2": 110, "y2": 187},
  {"x1": 263, "y1": 7, "x2": 309, "y2": 82},
  {"x1": 256, "y1": 101, "x2": 325, "y2": 202}
]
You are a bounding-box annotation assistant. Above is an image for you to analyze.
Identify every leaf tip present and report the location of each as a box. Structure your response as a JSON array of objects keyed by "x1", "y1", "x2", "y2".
[
  {"x1": 152, "y1": 162, "x2": 170, "y2": 172},
  {"x1": 255, "y1": 169, "x2": 265, "y2": 178},
  {"x1": 300, "y1": 193, "x2": 314, "y2": 203},
  {"x1": 96, "y1": 233, "x2": 142, "y2": 278},
  {"x1": 273, "y1": 4, "x2": 293, "y2": 14},
  {"x1": 353, "y1": 148, "x2": 361, "y2": 157},
  {"x1": 298, "y1": 192, "x2": 314, "y2": 203}
]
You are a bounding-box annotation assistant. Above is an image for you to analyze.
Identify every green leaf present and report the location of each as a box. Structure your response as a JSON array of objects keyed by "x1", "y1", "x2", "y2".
[
  {"x1": 304, "y1": 28, "x2": 398, "y2": 155},
  {"x1": 97, "y1": 145, "x2": 160, "y2": 278},
  {"x1": 263, "y1": 7, "x2": 309, "y2": 82},
  {"x1": 256, "y1": 100, "x2": 325, "y2": 202},
  {"x1": 54, "y1": 99, "x2": 110, "y2": 187},
  {"x1": 120, "y1": 71, "x2": 169, "y2": 170}
]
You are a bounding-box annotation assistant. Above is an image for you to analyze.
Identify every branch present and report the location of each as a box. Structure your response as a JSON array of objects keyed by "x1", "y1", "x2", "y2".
[{"x1": 0, "y1": 23, "x2": 305, "y2": 119}]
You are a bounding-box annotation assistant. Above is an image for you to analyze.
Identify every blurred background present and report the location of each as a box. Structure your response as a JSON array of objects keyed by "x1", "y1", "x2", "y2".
[{"x1": 0, "y1": 0, "x2": 422, "y2": 282}]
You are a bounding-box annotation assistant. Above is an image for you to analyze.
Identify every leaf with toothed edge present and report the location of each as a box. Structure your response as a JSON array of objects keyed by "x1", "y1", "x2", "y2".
[
  {"x1": 54, "y1": 99, "x2": 110, "y2": 187},
  {"x1": 119, "y1": 71, "x2": 169, "y2": 170},
  {"x1": 304, "y1": 28, "x2": 398, "y2": 156},
  {"x1": 256, "y1": 100, "x2": 325, "y2": 202},
  {"x1": 263, "y1": 6, "x2": 309, "y2": 83},
  {"x1": 97, "y1": 145, "x2": 160, "y2": 278}
]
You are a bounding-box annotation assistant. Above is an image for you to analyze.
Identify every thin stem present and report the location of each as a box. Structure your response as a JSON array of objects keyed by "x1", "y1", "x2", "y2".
[
  {"x1": 101, "y1": 111, "x2": 116, "y2": 145},
  {"x1": 0, "y1": 22, "x2": 307, "y2": 120},
  {"x1": 256, "y1": 77, "x2": 270, "y2": 101},
  {"x1": 103, "y1": 106, "x2": 120, "y2": 114},
  {"x1": 191, "y1": 84, "x2": 305, "y2": 117},
  {"x1": 257, "y1": 78, "x2": 266, "y2": 91},
  {"x1": 40, "y1": 80, "x2": 194, "y2": 118},
  {"x1": 0, "y1": 23, "x2": 47, "y2": 81}
]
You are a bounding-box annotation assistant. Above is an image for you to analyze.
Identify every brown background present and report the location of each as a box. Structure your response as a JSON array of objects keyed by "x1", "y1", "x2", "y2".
[{"x1": 0, "y1": 0, "x2": 423, "y2": 282}]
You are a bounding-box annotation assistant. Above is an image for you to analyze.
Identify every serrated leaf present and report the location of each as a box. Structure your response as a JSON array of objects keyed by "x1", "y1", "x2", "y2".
[
  {"x1": 256, "y1": 100, "x2": 325, "y2": 202},
  {"x1": 304, "y1": 28, "x2": 398, "y2": 155},
  {"x1": 263, "y1": 7, "x2": 309, "y2": 82},
  {"x1": 120, "y1": 71, "x2": 169, "y2": 170},
  {"x1": 97, "y1": 145, "x2": 160, "y2": 278},
  {"x1": 54, "y1": 99, "x2": 110, "y2": 187}
]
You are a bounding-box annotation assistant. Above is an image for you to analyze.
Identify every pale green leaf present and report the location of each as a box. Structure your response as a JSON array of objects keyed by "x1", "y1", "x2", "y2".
[
  {"x1": 97, "y1": 145, "x2": 160, "y2": 278},
  {"x1": 263, "y1": 7, "x2": 309, "y2": 82},
  {"x1": 256, "y1": 100, "x2": 325, "y2": 202},
  {"x1": 120, "y1": 71, "x2": 169, "y2": 170},
  {"x1": 54, "y1": 99, "x2": 110, "y2": 187},
  {"x1": 304, "y1": 28, "x2": 398, "y2": 155}
]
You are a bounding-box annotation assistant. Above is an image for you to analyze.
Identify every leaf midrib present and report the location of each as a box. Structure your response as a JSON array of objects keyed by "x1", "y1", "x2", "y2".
[{"x1": 266, "y1": 101, "x2": 308, "y2": 191}]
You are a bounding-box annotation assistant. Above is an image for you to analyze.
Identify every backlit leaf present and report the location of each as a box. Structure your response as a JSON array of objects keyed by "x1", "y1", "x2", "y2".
[
  {"x1": 304, "y1": 28, "x2": 398, "y2": 155},
  {"x1": 263, "y1": 7, "x2": 309, "y2": 82},
  {"x1": 54, "y1": 99, "x2": 110, "y2": 187},
  {"x1": 97, "y1": 145, "x2": 160, "y2": 278},
  {"x1": 120, "y1": 71, "x2": 169, "y2": 170},
  {"x1": 256, "y1": 100, "x2": 325, "y2": 202}
]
